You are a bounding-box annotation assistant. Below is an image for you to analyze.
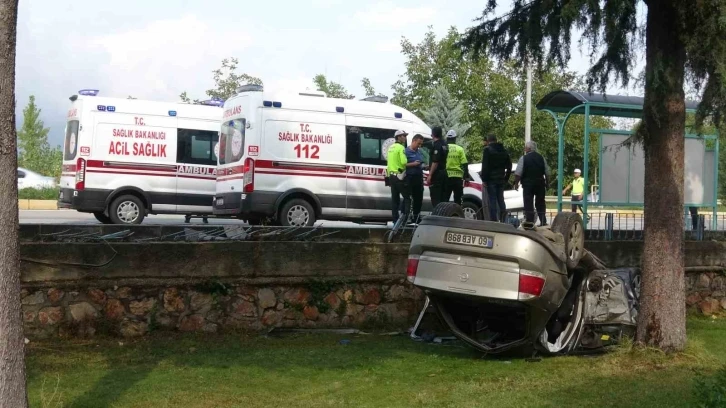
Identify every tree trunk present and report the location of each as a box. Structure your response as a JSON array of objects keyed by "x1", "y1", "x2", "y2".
[
  {"x1": 0, "y1": 0, "x2": 27, "y2": 406},
  {"x1": 635, "y1": 0, "x2": 687, "y2": 352}
]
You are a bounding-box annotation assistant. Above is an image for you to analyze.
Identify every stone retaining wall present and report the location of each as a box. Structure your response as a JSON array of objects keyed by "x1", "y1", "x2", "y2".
[
  {"x1": 21, "y1": 280, "x2": 422, "y2": 339},
  {"x1": 18, "y1": 240, "x2": 726, "y2": 338},
  {"x1": 686, "y1": 272, "x2": 726, "y2": 316}
]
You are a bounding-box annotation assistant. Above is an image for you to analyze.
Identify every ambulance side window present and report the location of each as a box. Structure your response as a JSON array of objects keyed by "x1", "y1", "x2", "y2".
[
  {"x1": 345, "y1": 126, "x2": 396, "y2": 166},
  {"x1": 177, "y1": 128, "x2": 218, "y2": 166}
]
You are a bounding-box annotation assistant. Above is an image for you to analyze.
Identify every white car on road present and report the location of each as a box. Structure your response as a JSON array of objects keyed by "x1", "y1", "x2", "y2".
[
  {"x1": 18, "y1": 167, "x2": 56, "y2": 190},
  {"x1": 467, "y1": 162, "x2": 524, "y2": 215}
]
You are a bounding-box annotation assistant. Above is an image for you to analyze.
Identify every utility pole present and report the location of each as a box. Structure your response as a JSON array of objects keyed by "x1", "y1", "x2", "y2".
[{"x1": 525, "y1": 64, "x2": 532, "y2": 143}]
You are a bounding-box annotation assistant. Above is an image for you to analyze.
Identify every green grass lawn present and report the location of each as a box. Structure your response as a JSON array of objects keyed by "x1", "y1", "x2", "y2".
[{"x1": 27, "y1": 318, "x2": 726, "y2": 408}]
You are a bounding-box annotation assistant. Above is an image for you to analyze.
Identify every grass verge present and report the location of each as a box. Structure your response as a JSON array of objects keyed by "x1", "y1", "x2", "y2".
[
  {"x1": 25, "y1": 318, "x2": 726, "y2": 408},
  {"x1": 19, "y1": 187, "x2": 59, "y2": 200}
]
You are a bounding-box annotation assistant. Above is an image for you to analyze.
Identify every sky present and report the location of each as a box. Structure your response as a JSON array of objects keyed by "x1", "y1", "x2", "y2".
[{"x1": 16, "y1": 0, "x2": 644, "y2": 146}]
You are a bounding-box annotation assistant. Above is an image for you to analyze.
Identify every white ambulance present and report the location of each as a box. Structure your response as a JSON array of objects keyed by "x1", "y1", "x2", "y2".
[
  {"x1": 213, "y1": 85, "x2": 486, "y2": 226},
  {"x1": 58, "y1": 90, "x2": 222, "y2": 224}
]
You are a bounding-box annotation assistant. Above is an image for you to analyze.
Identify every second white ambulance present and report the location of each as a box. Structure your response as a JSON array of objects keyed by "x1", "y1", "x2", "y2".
[
  {"x1": 58, "y1": 90, "x2": 222, "y2": 224},
  {"x1": 214, "y1": 85, "x2": 485, "y2": 226}
]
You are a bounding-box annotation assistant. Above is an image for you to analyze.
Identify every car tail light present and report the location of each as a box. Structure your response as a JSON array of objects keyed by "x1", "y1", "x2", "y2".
[
  {"x1": 75, "y1": 158, "x2": 86, "y2": 190},
  {"x1": 243, "y1": 157, "x2": 255, "y2": 193},
  {"x1": 406, "y1": 255, "x2": 420, "y2": 283},
  {"x1": 518, "y1": 270, "x2": 546, "y2": 300}
]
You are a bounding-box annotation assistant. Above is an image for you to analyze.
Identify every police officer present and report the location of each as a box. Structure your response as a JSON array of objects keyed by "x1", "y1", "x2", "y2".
[
  {"x1": 444, "y1": 130, "x2": 470, "y2": 205},
  {"x1": 387, "y1": 130, "x2": 410, "y2": 224},
  {"x1": 426, "y1": 126, "x2": 448, "y2": 207},
  {"x1": 405, "y1": 134, "x2": 426, "y2": 224}
]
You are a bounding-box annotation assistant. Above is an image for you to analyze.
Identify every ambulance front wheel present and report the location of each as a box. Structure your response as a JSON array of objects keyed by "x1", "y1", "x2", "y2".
[
  {"x1": 279, "y1": 199, "x2": 316, "y2": 227},
  {"x1": 109, "y1": 195, "x2": 146, "y2": 225}
]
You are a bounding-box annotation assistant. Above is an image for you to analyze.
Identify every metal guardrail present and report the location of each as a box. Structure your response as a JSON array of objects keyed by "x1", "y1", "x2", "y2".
[
  {"x1": 27, "y1": 225, "x2": 344, "y2": 243},
  {"x1": 20, "y1": 211, "x2": 726, "y2": 243},
  {"x1": 505, "y1": 210, "x2": 718, "y2": 241}
]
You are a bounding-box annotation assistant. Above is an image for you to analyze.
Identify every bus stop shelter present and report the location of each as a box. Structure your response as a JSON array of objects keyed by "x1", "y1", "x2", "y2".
[{"x1": 535, "y1": 90, "x2": 719, "y2": 229}]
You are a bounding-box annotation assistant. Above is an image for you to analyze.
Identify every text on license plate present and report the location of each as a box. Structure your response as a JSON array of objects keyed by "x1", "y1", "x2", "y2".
[
  {"x1": 216, "y1": 198, "x2": 224, "y2": 206},
  {"x1": 444, "y1": 231, "x2": 493, "y2": 248}
]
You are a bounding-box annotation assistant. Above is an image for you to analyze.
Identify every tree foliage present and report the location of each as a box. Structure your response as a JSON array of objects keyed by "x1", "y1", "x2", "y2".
[
  {"x1": 313, "y1": 74, "x2": 354, "y2": 99},
  {"x1": 17, "y1": 96, "x2": 62, "y2": 178},
  {"x1": 421, "y1": 85, "x2": 471, "y2": 147},
  {"x1": 361, "y1": 78, "x2": 376, "y2": 97},
  {"x1": 180, "y1": 57, "x2": 262, "y2": 103},
  {"x1": 392, "y1": 27, "x2": 612, "y2": 190}
]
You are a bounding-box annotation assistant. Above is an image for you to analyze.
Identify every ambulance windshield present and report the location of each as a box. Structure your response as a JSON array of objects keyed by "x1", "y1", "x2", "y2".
[
  {"x1": 219, "y1": 119, "x2": 246, "y2": 165},
  {"x1": 64, "y1": 120, "x2": 80, "y2": 160}
]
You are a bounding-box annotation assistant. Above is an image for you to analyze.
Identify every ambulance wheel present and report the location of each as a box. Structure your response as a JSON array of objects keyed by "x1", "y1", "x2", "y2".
[
  {"x1": 279, "y1": 199, "x2": 315, "y2": 227},
  {"x1": 93, "y1": 212, "x2": 112, "y2": 224},
  {"x1": 109, "y1": 195, "x2": 145, "y2": 225},
  {"x1": 461, "y1": 201, "x2": 481, "y2": 220}
]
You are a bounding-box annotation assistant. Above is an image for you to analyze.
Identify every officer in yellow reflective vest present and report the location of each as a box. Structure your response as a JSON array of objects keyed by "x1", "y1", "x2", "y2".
[
  {"x1": 387, "y1": 130, "x2": 412, "y2": 224},
  {"x1": 444, "y1": 130, "x2": 471, "y2": 205}
]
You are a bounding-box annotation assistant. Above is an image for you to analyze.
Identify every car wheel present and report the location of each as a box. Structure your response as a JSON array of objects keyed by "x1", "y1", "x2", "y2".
[
  {"x1": 93, "y1": 212, "x2": 112, "y2": 224},
  {"x1": 279, "y1": 199, "x2": 316, "y2": 227},
  {"x1": 461, "y1": 201, "x2": 481, "y2": 220},
  {"x1": 431, "y1": 202, "x2": 465, "y2": 218},
  {"x1": 109, "y1": 195, "x2": 146, "y2": 225},
  {"x1": 551, "y1": 212, "x2": 585, "y2": 270}
]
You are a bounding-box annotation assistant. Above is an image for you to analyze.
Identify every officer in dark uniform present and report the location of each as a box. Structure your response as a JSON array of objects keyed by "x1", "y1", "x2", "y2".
[
  {"x1": 513, "y1": 140, "x2": 550, "y2": 226},
  {"x1": 426, "y1": 126, "x2": 448, "y2": 207}
]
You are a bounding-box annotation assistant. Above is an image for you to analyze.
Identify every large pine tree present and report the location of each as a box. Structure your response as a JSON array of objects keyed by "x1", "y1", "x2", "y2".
[
  {"x1": 459, "y1": 0, "x2": 726, "y2": 352},
  {"x1": 421, "y1": 85, "x2": 471, "y2": 149}
]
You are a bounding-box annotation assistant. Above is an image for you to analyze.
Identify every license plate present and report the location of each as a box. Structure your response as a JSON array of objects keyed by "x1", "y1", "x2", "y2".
[
  {"x1": 216, "y1": 197, "x2": 224, "y2": 206},
  {"x1": 444, "y1": 231, "x2": 493, "y2": 248}
]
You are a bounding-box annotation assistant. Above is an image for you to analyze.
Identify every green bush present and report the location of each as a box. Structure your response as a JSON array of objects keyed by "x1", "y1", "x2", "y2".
[
  {"x1": 694, "y1": 366, "x2": 726, "y2": 407},
  {"x1": 18, "y1": 187, "x2": 59, "y2": 200}
]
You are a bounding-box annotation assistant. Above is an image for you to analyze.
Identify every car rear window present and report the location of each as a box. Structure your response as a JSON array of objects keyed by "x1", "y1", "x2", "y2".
[{"x1": 64, "y1": 120, "x2": 79, "y2": 160}]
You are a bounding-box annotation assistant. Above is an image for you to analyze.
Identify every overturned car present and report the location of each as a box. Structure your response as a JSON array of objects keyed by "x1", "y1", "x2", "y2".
[{"x1": 407, "y1": 203, "x2": 640, "y2": 355}]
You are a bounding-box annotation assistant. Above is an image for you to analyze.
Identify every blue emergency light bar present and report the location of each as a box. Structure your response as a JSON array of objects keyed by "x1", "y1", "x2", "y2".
[
  {"x1": 199, "y1": 98, "x2": 224, "y2": 107},
  {"x1": 79, "y1": 89, "x2": 99, "y2": 96},
  {"x1": 169, "y1": 110, "x2": 177, "y2": 117}
]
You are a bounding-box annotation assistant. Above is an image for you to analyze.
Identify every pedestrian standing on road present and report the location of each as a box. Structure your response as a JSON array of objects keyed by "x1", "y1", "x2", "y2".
[
  {"x1": 444, "y1": 130, "x2": 471, "y2": 206},
  {"x1": 562, "y1": 169, "x2": 590, "y2": 220},
  {"x1": 513, "y1": 141, "x2": 550, "y2": 226},
  {"x1": 405, "y1": 134, "x2": 426, "y2": 224},
  {"x1": 387, "y1": 130, "x2": 410, "y2": 224},
  {"x1": 426, "y1": 126, "x2": 449, "y2": 208},
  {"x1": 481, "y1": 134, "x2": 512, "y2": 222}
]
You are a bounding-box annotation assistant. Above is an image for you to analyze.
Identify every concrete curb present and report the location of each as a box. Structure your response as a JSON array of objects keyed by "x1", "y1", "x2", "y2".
[{"x1": 19, "y1": 200, "x2": 58, "y2": 210}]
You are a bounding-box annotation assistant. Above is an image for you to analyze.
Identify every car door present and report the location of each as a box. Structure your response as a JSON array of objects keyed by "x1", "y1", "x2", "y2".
[{"x1": 175, "y1": 126, "x2": 219, "y2": 214}]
